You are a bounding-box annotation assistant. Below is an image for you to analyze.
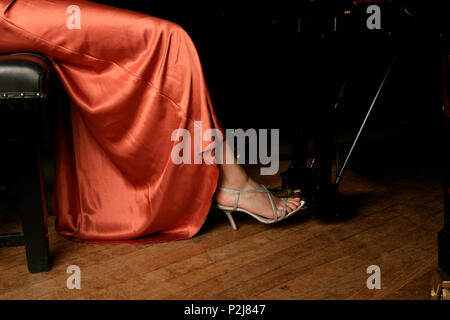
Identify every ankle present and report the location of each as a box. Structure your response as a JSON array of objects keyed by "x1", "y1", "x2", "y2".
[{"x1": 219, "y1": 173, "x2": 250, "y2": 190}]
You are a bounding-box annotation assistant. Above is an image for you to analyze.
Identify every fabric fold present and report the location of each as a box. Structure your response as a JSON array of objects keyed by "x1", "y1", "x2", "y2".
[{"x1": 0, "y1": 0, "x2": 222, "y2": 243}]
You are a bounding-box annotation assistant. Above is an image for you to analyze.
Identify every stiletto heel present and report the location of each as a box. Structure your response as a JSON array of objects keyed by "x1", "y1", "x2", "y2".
[
  {"x1": 216, "y1": 185, "x2": 307, "y2": 230},
  {"x1": 223, "y1": 210, "x2": 238, "y2": 230}
]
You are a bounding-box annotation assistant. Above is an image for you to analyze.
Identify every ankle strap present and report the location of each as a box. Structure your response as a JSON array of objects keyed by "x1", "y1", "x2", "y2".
[{"x1": 219, "y1": 186, "x2": 270, "y2": 194}]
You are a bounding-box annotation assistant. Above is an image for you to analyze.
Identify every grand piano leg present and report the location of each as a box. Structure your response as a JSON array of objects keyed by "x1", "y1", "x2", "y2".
[
  {"x1": 437, "y1": 110, "x2": 450, "y2": 274},
  {"x1": 431, "y1": 54, "x2": 450, "y2": 300},
  {"x1": 438, "y1": 54, "x2": 450, "y2": 277}
]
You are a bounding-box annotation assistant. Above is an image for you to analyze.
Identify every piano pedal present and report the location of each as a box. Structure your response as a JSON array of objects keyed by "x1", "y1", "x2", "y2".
[
  {"x1": 280, "y1": 167, "x2": 352, "y2": 220},
  {"x1": 267, "y1": 187, "x2": 302, "y2": 199}
]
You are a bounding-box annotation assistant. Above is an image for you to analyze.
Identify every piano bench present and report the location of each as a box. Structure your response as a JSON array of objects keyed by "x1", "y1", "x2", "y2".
[{"x1": 0, "y1": 53, "x2": 55, "y2": 273}]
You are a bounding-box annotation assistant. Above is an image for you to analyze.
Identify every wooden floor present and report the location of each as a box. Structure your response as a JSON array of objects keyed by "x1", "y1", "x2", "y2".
[{"x1": 0, "y1": 126, "x2": 444, "y2": 300}]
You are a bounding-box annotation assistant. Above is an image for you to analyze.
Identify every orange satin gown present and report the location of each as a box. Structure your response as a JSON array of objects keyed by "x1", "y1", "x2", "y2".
[{"x1": 0, "y1": 0, "x2": 223, "y2": 243}]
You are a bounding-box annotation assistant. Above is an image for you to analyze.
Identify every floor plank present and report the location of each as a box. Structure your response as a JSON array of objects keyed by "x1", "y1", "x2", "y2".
[{"x1": 0, "y1": 127, "x2": 445, "y2": 299}]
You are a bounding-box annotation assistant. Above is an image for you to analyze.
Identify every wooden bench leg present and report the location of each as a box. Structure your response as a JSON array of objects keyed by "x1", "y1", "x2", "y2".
[{"x1": 16, "y1": 143, "x2": 50, "y2": 273}]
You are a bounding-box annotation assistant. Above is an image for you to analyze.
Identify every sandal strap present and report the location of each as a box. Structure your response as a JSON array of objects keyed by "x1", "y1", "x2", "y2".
[
  {"x1": 234, "y1": 193, "x2": 240, "y2": 211},
  {"x1": 219, "y1": 186, "x2": 278, "y2": 221},
  {"x1": 281, "y1": 198, "x2": 287, "y2": 220},
  {"x1": 219, "y1": 187, "x2": 270, "y2": 195},
  {"x1": 263, "y1": 186, "x2": 278, "y2": 222}
]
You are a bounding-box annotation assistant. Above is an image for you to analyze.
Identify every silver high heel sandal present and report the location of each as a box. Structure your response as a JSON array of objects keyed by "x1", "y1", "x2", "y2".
[{"x1": 216, "y1": 185, "x2": 307, "y2": 230}]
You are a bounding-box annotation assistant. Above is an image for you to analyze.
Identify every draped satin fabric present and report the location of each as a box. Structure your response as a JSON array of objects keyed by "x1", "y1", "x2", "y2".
[{"x1": 0, "y1": 0, "x2": 223, "y2": 243}]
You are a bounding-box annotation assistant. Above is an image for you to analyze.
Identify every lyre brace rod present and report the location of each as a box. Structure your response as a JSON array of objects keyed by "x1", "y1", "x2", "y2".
[{"x1": 335, "y1": 55, "x2": 396, "y2": 186}]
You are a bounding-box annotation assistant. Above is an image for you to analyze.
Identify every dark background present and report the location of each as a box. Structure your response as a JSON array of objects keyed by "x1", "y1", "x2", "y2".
[{"x1": 91, "y1": 0, "x2": 447, "y2": 150}]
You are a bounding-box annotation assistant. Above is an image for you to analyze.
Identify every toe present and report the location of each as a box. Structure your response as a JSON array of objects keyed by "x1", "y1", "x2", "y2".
[
  {"x1": 277, "y1": 200, "x2": 292, "y2": 216},
  {"x1": 287, "y1": 198, "x2": 300, "y2": 208},
  {"x1": 287, "y1": 201, "x2": 298, "y2": 211}
]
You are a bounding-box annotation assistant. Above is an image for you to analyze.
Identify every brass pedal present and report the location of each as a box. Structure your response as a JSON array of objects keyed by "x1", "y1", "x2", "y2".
[{"x1": 268, "y1": 187, "x2": 303, "y2": 198}]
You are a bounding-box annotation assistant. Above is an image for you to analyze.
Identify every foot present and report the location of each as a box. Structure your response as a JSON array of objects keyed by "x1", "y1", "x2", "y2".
[{"x1": 214, "y1": 178, "x2": 304, "y2": 220}]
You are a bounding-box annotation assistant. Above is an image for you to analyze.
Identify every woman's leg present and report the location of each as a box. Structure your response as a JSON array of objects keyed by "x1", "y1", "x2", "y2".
[
  {"x1": 0, "y1": 0, "x2": 224, "y2": 242},
  {"x1": 215, "y1": 141, "x2": 302, "y2": 219},
  {"x1": 0, "y1": 0, "x2": 302, "y2": 243}
]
